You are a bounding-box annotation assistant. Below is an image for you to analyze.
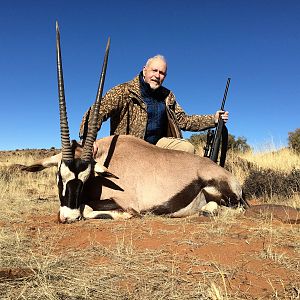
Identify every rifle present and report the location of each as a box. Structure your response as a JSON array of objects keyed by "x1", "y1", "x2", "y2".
[{"x1": 203, "y1": 78, "x2": 231, "y2": 167}]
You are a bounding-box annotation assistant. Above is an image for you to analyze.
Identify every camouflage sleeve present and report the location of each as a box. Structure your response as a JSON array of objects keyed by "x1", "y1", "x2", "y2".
[
  {"x1": 79, "y1": 108, "x2": 91, "y2": 140},
  {"x1": 174, "y1": 99, "x2": 216, "y2": 132},
  {"x1": 78, "y1": 85, "x2": 125, "y2": 140}
]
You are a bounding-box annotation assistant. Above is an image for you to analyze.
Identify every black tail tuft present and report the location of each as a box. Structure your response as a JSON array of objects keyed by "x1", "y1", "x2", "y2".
[{"x1": 240, "y1": 191, "x2": 250, "y2": 209}]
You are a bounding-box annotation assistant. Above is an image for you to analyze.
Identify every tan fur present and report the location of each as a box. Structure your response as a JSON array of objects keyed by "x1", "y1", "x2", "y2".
[{"x1": 88, "y1": 135, "x2": 242, "y2": 216}]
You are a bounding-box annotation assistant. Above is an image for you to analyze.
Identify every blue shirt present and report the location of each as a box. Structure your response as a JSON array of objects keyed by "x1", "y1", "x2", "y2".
[{"x1": 139, "y1": 74, "x2": 167, "y2": 144}]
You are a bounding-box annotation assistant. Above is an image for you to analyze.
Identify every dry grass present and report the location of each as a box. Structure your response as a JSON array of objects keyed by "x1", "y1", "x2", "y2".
[
  {"x1": 0, "y1": 147, "x2": 299, "y2": 299},
  {"x1": 0, "y1": 161, "x2": 57, "y2": 223},
  {"x1": 225, "y1": 147, "x2": 300, "y2": 207},
  {"x1": 240, "y1": 147, "x2": 300, "y2": 173}
]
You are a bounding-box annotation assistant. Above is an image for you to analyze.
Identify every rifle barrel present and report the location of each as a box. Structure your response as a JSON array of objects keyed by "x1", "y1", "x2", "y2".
[{"x1": 220, "y1": 78, "x2": 231, "y2": 111}]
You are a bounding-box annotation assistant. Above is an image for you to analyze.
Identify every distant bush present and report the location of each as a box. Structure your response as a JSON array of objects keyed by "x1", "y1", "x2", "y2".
[{"x1": 288, "y1": 128, "x2": 300, "y2": 153}]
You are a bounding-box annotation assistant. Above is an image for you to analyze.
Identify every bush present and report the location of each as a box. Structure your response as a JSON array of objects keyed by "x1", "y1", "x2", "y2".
[
  {"x1": 288, "y1": 128, "x2": 300, "y2": 153},
  {"x1": 243, "y1": 168, "x2": 300, "y2": 199}
]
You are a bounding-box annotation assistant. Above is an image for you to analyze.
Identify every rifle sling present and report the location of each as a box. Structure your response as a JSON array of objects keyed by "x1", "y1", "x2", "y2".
[{"x1": 219, "y1": 125, "x2": 228, "y2": 167}]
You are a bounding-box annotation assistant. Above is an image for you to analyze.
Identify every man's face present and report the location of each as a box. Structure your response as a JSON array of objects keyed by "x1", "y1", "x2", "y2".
[{"x1": 143, "y1": 58, "x2": 167, "y2": 90}]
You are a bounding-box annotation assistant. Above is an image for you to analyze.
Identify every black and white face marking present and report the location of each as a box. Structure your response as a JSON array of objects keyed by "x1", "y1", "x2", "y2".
[{"x1": 57, "y1": 159, "x2": 92, "y2": 223}]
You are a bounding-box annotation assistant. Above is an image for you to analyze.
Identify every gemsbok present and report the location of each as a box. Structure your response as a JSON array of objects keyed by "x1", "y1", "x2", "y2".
[{"x1": 20, "y1": 22, "x2": 247, "y2": 223}]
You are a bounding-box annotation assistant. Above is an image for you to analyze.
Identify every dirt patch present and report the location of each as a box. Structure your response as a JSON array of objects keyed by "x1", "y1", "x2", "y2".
[
  {"x1": 1, "y1": 207, "x2": 299, "y2": 299},
  {"x1": 245, "y1": 204, "x2": 300, "y2": 224}
]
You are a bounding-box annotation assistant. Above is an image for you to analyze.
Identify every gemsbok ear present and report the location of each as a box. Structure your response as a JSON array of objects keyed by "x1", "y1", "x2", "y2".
[{"x1": 94, "y1": 163, "x2": 119, "y2": 179}]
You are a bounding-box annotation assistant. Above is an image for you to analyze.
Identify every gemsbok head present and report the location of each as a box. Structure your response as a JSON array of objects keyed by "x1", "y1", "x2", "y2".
[{"x1": 20, "y1": 22, "x2": 112, "y2": 223}]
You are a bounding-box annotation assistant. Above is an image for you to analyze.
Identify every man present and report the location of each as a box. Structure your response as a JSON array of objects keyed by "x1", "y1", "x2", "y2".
[{"x1": 79, "y1": 55, "x2": 228, "y2": 153}]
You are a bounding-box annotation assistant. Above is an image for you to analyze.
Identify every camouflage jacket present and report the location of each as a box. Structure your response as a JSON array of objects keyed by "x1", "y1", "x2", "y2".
[{"x1": 79, "y1": 74, "x2": 216, "y2": 140}]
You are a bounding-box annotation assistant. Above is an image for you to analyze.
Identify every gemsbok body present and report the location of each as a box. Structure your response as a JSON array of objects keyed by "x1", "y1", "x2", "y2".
[{"x1": 20, "y1": 22, "x2": 246, "y2": 223}]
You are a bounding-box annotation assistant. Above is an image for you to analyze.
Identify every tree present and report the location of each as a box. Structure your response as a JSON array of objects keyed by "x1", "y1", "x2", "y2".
[
  {"x1": 228, "y1": 135, "x2": 251, "y2": 153},
  {"x1": 188, "y1": 132, "x2": 250, "y2": 153},
  {"x1": 288, "y1": 128, "x2": 300, "y2": 153}
]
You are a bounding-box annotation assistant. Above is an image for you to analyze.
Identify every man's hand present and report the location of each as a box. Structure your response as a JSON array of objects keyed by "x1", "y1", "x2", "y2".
[{"x1": 214, "y1": 110, "x2": 229, "y2": 124}]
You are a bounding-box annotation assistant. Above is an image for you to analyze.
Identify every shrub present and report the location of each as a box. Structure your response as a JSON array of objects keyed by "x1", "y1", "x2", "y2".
[
  {"x1": 288, "y1": 128, "x2": 300, "y2": 153},
  {"x1": 243, "y1": 168, "x2": 300, "y2": 199}
]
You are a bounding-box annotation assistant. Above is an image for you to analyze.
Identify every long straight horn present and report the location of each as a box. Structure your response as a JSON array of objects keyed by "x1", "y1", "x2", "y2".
[
  {"x1": 56, "y1": 21, "x2": 73, "y2": 161},
  {"x1": 82, "y1": 37, "x2": 110, "y2": 161}
]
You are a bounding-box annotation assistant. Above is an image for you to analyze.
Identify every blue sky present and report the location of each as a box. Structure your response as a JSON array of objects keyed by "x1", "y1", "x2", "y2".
[{"x1": 1, "y1": 0, "x2": 299, "y2": 150}]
